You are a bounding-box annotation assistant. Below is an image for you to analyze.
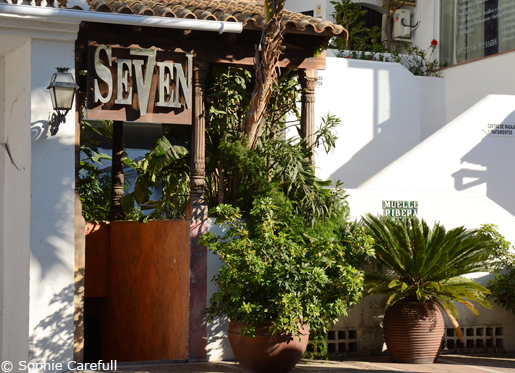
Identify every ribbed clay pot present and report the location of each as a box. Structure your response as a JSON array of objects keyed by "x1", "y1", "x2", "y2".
[
  {"x1": 383, "y1": 301, "x2": 444, "y2": 364},
  {"x1": 228, "y1": 321, "x2": 309, "y2": 373}
]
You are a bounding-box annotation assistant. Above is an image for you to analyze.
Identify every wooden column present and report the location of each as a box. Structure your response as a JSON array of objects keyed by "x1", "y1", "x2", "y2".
[
  {"x1": 187, "y1": 59, "x2": 209, "y2": 360},
  {"x1": 187, "y1": 60, "x2": 209, "y2": 220},
  {"x1": 110, "y1": 120, "x2": 125, "y2": 220},
  {"x1": 299, "y1": 69, "x2": 318, "y2": 162}
]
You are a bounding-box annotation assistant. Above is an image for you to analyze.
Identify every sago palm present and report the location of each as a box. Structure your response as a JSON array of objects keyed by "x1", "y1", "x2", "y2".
[{"x1": 363, "y1": 214, "x2": 497, "y2": 341}]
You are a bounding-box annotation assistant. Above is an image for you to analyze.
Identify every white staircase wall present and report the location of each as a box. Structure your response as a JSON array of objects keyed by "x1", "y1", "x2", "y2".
[
  {"x1": 360, "y1": 94, "x2": 515, "y2": 218},
  {"x1": 315, "y1": 56, "x2": 445, "y2": 189}
]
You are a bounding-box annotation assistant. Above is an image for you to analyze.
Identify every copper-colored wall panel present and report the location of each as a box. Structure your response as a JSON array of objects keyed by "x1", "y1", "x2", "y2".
[
  {"x1": 85, "y1": 222, "x2": 111, "y2": 298},
  {"x1": 104, "y1": 220, "x2": 190, "y2": 361}
]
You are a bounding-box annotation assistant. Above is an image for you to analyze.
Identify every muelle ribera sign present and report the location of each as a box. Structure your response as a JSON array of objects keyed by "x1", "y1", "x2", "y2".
[
  {"x1": 87, "y1": 43, "x2": 193, "y2": 124},
  {"x1": 383, "y1": 200, "x2": 419, "y2": 219}
]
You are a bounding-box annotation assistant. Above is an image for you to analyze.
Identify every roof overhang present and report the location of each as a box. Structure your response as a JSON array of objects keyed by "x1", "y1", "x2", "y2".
[{"x1": 0, "y1": 4, "x2": 243, "y2": 34}]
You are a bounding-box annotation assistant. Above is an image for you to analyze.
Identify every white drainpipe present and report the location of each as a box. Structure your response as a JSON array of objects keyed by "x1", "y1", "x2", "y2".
[{"x1": 0, "y1": 3, "x2": 243, "y2": 34}]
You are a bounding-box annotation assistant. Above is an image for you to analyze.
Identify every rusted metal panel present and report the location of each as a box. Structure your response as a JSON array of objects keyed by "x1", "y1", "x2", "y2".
[
  {"x1": 85, "y1": 222, "x2": 111, "y2": 298},
  {"x1": 103, "y1": 220, "x2": 190, "y2": 361}
]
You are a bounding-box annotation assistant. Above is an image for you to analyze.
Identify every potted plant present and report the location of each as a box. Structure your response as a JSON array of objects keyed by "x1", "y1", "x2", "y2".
[
  {"x1": 362, "y1": 214, "x2": 498, "y2": 364},
  {"x1": 200, "y1": 197, "x2": 367, "y2": 373}
]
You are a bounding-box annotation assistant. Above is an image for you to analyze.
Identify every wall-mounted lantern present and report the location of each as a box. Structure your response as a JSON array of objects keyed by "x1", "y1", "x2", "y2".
[{"x1": 47, "y1": 67, "x2": 79, "y2": 136}]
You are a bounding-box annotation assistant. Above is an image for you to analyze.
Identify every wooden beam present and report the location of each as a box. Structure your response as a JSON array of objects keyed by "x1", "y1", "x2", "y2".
[
  {"x1": 78, "y1": 24, "x2": 329, "y2": 70},
  {"x1": 198, "y1": 49, "x2": 326, "y2": 69}
]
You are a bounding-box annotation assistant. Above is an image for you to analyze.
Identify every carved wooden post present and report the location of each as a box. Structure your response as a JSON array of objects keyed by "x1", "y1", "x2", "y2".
[
  {"x1": 110, "y1": 120, "x2": 125, "y2": 220},
  {"x1": 188, "y1": 59, "x2": 209, "y2": 361},
  {"x1": 299, "y1": 69, "x2": 318, "y2": 162},
  {"x1": 187, "y1": 60, "x2": 209, "y2": 220}
]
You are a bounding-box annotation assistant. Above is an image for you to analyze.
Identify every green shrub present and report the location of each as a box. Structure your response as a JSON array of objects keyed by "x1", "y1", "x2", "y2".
[
  {"x1": 200, "y1": 198, "x2": 368, "y2": 338},
  {"x1": 483, "y1": 224, "x2": 515, "y2": 315}
]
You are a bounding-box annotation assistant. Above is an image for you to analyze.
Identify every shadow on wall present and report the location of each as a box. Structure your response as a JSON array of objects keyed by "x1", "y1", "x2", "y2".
[
  {"x1": 452, "y1": 109, "x2": 515, "y2": 216},
  {"x1": 328, "y1": 60, "x2": 421, "y2": 188},
  {"x1": 30, "y1": 118, "x2": 75, "y2": 281},
  {"x1": 28, "y1": 114, "x2": 76, "y2": 367},
  {"x1": 29, "y1": 282, "x2": 75, "y2": 365},
  {"x1": 31, "y1": 119, "x2": 53, "y2": 141}
]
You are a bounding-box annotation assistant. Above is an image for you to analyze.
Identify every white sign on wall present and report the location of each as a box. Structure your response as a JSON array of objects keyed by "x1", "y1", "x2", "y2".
[{"x1": 483, "y1": 123, "x2": 515, "y2": 137}]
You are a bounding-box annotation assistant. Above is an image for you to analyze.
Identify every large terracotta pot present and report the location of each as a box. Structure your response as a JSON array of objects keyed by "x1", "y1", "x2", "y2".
[
  {"x1": 228, "y1": 321, "x2": 309, "y2": 373},
  {"x1": 383, "y1": 301, "x2": 444, "y2": 364}
]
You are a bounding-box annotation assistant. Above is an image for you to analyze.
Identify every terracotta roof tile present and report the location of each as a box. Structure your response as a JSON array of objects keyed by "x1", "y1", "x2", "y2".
[{"x1": 84, "y1": 0, "x2": 347, "y2": 37}]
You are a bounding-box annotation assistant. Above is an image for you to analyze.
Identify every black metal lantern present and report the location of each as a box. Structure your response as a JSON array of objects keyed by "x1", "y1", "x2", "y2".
[{"x1": 47, "y1": 67, "x2": 79, "y2": 136}]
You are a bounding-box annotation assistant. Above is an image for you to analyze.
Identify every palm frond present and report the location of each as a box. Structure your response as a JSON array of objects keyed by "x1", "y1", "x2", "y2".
[{"x1": 434, "y1": 298, "x2": 465, "y2": 343}]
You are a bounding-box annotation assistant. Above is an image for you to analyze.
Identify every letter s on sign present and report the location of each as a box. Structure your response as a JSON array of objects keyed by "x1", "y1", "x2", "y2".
[{"x1": 94, "y1": 45, "x2": 113, "y2": 104}]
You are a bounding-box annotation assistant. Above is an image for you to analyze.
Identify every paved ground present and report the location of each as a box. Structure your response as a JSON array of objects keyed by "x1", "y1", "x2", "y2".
[{"x1": 107, "y1": 354, "x2": 515, "y2": 373}]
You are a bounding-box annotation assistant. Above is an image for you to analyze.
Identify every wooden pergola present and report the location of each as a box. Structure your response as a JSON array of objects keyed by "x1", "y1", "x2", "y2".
[{"x1": 75, "y1": 0, "x2": 347, "y2": 221}]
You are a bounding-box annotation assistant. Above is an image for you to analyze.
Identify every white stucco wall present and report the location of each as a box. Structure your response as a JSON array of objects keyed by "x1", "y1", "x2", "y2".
[
  {"x1": 29, "y1": 37, "x2": 78, "y2": 370},
  {"x1": 441, "y1": 51, "x2": 515, "y2": 123},
  {"x1": 408, "y1": 0, "x2": 439, "y2": 54},
  {"x1": 285, "y1": 0, "x2": 384, "y2": 21},
  {"x1": 0, "y1": 12, "x2": 79, "y2": 371},
  {"x1": 205, "y1": 219, "x2": 236, "y2": 362},
  {"x1": 0, "y1": 35, "x2": 32, "y2": 368},
  {"x1": 285, "y1": 0, "x2": 326, "y2": 18}
]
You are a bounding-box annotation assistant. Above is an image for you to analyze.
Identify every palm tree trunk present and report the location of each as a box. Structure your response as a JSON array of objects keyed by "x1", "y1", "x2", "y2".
[{"x1": 242, "y1": 0, "x2": 286, "y2": 149}]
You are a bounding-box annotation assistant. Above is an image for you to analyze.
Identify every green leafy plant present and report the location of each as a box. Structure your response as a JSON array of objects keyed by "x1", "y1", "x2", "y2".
[
  {"x1": 79, "y1": 120, "x2": 140, "y2": 221},
  {"x1": 483, "y1": 224, "x2": 515, "y2": 315},
  {"x1": 112, "y1": 66, "x2": 342, "y2": 222},
  {"x1": 479, "y1": 224, "x2": 515, "y2": 270},
  {"x1": 336, "y1": 36, "x2": 445, "y2": 78},
  {"x1": 200, "y1": 197, "x2": 366, "y2": 338},
  {"x1": 204, "y1": 66, "x2": 344, "y2": 224},
  {"x1": 342, "y1": 48, "x2": 401, "y2": 63},
  {"x1": 363, "y1": 214, "x2": 498, "y2": 341},
  {"x1": 330, "y1": 0, "x2": 385, "y2": 54},
  {"x1": 79, "y1": 121, "x2": 113, "y2": 221},
  {"x1": 303, "y1": 331, "x2": 329, "y2": 360},
  {"x1": 122, "y1": 130, "x2": 190, "y2": 221},
  {"x1": 487, "y1": 271, "x2": 515, "y2": 315}
]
